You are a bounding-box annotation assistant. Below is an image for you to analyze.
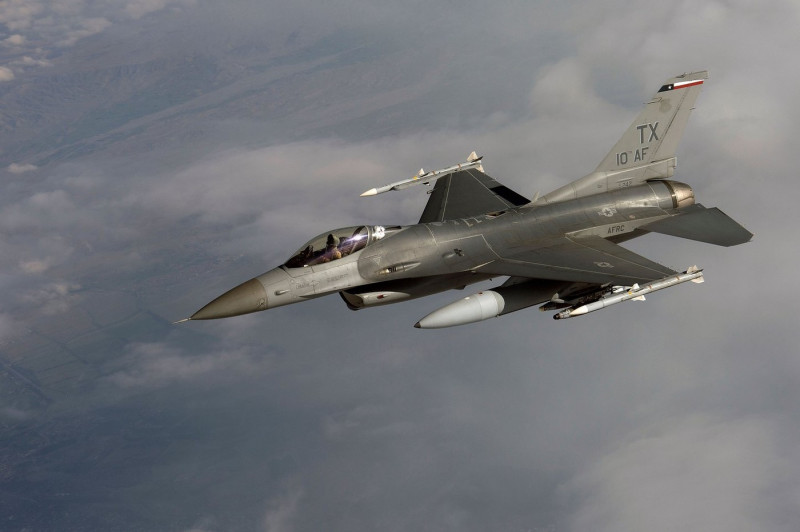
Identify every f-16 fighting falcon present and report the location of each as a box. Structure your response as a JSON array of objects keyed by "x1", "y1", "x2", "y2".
[{"x1": 182, "y1": 71, "x2": 752, "y2": 328}]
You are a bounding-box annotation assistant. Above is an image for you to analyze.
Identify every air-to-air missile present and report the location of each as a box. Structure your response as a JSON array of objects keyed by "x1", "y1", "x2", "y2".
[
  {"x1": 552, "y1": 266, "x2": 704, "y2": 320},
  {"x1": 182, "y1": 71, "x2": 752, "y2": 328},
  {"x1": 360, "y1": 152, "x2": 483, "y2": 196}
]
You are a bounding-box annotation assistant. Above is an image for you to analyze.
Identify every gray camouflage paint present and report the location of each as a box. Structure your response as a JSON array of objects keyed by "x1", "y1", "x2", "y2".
[{"x1": 188, "y1": 72, "x2": 751, "y2": 326}]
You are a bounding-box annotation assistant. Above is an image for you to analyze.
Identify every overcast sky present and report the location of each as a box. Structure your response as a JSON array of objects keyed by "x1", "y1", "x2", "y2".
[{"x1": 2, "y1": 1, "x2": 800, "y2": 531}]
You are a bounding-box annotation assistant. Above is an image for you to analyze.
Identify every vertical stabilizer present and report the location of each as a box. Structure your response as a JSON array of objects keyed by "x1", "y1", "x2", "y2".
[{"x1": 541, "y1": 71, "x2": 708, "y2": 204}]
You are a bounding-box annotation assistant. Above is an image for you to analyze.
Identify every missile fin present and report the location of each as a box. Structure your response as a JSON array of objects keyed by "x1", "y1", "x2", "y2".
[{"x1": 687, "y1": 265, "x2": 705, "y2": 283}]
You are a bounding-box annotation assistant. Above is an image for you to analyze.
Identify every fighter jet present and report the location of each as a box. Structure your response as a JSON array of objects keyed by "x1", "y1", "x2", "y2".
[{"x1": 183, "y1": 71, "x2": 752, "y2": 328}]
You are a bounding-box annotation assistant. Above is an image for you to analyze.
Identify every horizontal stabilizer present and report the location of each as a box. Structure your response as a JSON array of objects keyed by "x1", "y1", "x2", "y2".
[{"x1": 641, "y1": 204, "x2": 753, "y2": 246}]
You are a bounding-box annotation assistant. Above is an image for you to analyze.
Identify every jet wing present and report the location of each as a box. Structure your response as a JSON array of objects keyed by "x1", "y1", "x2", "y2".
[
  {"x1": 479, "y1": 235, "x2": 677, "y2": 285},
  {"x1": 418, "y1": 169, "x2": 530, "y2": 223}
]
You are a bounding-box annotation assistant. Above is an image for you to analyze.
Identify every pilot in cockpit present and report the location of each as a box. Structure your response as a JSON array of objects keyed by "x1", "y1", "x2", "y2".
[{"x1": 320, "y1": 234, "x2": 342, "y2": 263}]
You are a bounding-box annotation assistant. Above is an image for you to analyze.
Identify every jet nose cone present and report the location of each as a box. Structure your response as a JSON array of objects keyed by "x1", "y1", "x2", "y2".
[{"x1": 190, "y1": 278, "x2": 268, "y2": 320}]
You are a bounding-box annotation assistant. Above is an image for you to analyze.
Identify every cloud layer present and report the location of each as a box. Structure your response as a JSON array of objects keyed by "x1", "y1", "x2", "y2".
[{"x1": 1, "y1": 1, "x2": 799, "y2": 531}]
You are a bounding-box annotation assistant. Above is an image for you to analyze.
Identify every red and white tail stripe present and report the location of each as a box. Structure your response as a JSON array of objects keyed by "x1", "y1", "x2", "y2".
[{"x1": 658, "y1": 79, "x2": 704, "y2": 92}]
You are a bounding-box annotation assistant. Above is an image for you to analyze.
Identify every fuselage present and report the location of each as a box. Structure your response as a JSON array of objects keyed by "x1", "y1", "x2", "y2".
[{"x1": 190, "y1": 180, "x2": 694, "y2": 320}]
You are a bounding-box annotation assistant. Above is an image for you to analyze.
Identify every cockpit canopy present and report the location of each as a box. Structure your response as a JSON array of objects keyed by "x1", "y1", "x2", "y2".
[{"x1": 284, "y1": 225, "x2": 397, "y2": 268}]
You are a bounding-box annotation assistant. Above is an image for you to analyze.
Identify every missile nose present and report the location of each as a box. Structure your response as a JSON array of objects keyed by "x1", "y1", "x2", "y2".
[{"x1": 190, "y1": 278, "x2": 268, "y2": 320}]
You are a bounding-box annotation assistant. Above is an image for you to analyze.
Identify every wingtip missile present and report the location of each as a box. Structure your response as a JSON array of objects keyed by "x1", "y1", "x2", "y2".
[
  {"x1": 360, "y1": 152, "x2": 484, "y2": 197},
  {"x1": 360, "y1": 184, "x2": 398, "y2": 196}
]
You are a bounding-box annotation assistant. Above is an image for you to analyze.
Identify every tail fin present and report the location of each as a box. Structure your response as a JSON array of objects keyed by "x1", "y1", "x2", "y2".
[{"x1": 542, "y1": 71, "x2": 708, "y2": 204}]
